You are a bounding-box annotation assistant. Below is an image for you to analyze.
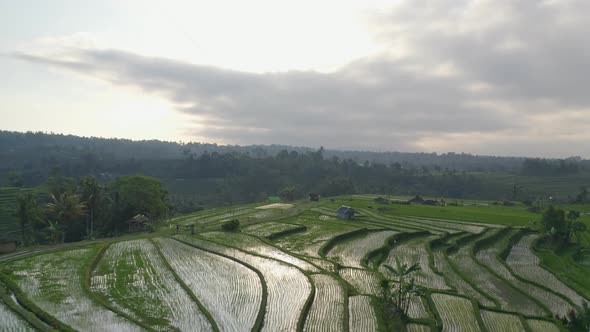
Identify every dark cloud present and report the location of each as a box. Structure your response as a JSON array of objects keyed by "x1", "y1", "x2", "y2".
[{"x1": 13, "y1": 0, "x2": 590, "y2": 157}]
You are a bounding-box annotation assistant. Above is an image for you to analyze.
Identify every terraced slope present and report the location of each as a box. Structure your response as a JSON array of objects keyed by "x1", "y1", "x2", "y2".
[
  {"x1": 480, "y1": 310, "x2": 525, "y2": 332},
  {"x1": 506, "y1": 233, "x2": 587, "y2": 307},
  {"x1": 154, "y1": 238, "x2": 262, "y2": 332},
  {"x1": 304, "y1": 274, "x2": 345, "y2": 332},
  {"x1": 448, "y1": 232, "x2": 545, "y2": 315},
  {"x1": 91, "y1": 239, "x2": 212, "y2": 331},
  {"x1": 327, "y1": 230, "x2": 397, "y2": 268},
  {"x1": 4, "y1": 247, "x2": 141, "y2": 331},
  {"x1": 0, "y1": 297, "x2": 34, "y2": 331},
  {"x1": 381, "y1": 235, "x2": 450, "y2": 290},
  {"x1": 176, "y1": 235, "x2": 312, "y2": 332},
  {"x1": 199, "y1": 232, "x2": 319, "y2": 272},
  {"x1": 476, "y1": 230, "x2": 573, "y2": 316},
  {"x1": 348, "y1": 295, "x2": 378, "y2": 332},
  {"x1": 0, "y1": 197, "x2": 583, "y2": 332},
  {"x1": 431, "y1": 293, "x2": 481, "y2": 332}
]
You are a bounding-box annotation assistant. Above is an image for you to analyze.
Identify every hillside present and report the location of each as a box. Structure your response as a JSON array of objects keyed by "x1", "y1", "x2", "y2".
[{"x1": 1, "y1": 196, "x2": 588, "y2": 331}]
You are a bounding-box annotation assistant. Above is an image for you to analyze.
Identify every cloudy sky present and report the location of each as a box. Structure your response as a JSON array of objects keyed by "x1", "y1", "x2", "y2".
[{"x1": 1, "y1": 0, "x2": 589, "y2": 157}]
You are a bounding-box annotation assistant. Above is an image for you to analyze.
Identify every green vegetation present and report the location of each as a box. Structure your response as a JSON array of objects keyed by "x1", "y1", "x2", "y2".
[
  {"x1": 1, "y1": 174, "x2": 170, "y2": 245},
  {"x1": 1, "y1": 195, "x2": 588, "y2": 331}
]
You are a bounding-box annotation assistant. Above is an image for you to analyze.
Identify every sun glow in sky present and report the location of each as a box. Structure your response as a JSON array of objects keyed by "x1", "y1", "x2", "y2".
[
  {"x1": 1, "y1": 0, "x2": 387, "y2": 141},
  {"x1": 2, "y1": 0, "x2": 590, "y2": 157}
]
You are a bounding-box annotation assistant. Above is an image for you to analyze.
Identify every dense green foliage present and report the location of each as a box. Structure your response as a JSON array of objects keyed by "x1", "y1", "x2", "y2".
[
  {"x1": 2, "y1": 131, "x2": 590, "y2": 210},
  {"x1": 221, "y1": 219, "x2": 240, "y2": 232},
  {"x1": 1, "y1": 175, "x2": 169, "y2": 244}
]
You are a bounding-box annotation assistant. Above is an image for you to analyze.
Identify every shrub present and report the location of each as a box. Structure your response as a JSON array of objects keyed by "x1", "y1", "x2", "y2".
[{"x1": 221, "y1": 219, "x2": 240, "y2": 232}]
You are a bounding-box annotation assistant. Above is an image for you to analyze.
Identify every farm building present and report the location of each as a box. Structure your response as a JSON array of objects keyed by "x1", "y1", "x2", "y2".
[
  {"x1": 336, "y1": 206, "x2": 356, "y2": 220},
  {"x1": 0, "y1": 239, "x2": 17, "y2": 254},
  {"x1": 373, "y1": 197, "x2": 389, "y2": 204},
  {"x1": 309, "y1": 193, "x2": 320, "y2": 201},
  {"x1": 267, "y1": 196, "x2": 282, "y2": 203},
  {"x1": 127, "y1": 214, "x2": 150, "y2": 232}
]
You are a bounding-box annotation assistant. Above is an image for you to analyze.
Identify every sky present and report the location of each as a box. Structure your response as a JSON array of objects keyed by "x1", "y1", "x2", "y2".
[{"x1": 1, "y1": 0, "x2": 589, "y2": 158}]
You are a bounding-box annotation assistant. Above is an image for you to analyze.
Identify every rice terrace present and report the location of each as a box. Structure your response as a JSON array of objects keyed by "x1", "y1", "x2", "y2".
[{"x1": 2, "y1": 194, "x2": 589, "y2": 331}]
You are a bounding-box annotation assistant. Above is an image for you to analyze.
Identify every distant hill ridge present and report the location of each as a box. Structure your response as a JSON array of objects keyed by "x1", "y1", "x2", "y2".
[{"x1": 0, "y1": 130, "x2": 549, "y2": 171}]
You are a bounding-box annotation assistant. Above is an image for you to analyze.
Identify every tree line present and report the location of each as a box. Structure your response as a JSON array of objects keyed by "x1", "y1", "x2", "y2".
[{"x1": 15, "y1": 173, "x2": 169, "y2": 244}]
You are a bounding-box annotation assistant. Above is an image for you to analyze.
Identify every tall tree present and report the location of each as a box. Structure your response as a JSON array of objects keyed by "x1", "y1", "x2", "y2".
[
  {"x1": 111, "y1": 175, "x2": 168, "y2": 224},
  {"x1": 541, "y1": 205, "x2": 566, "y2": 235},
  {"x1": 46, "y1": 192, "x2": 86, "y2": 242},
  {"x1": 565, "y1": 210, "x2": 581, "y2": 243},
  {"x1": 15, "y1": 193, "x2": 42, "y2": 245},
  {"x1": 79, "y1": 176, "x2": 110, "y2": 239}
]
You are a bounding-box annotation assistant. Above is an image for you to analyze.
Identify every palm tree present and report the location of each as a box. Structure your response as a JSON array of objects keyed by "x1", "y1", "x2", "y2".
[
  {"x1": 566, "y1": 210, "x2": 581, "y2": 243},
  {"x1": 383, "y1": 258, "x2": 422, "y2": 316},
  {"x1": 46, "y1": 192, "x2": 86, "y2": 242},
  {"x1": 79, "y1": 177, "x2": 110, "y2": 239},
  {"x1": 572, "y1": 222, "x2": 587, "y2": 244},
  {"x1": 15, "y1": 193, "x2": 42, "y2": 245},
  {"x1": 44, "y1": 220, "x2": 64, "y2": 244}
]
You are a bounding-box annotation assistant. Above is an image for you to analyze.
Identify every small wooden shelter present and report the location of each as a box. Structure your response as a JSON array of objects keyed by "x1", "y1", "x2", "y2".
[
  {"x1": 127, "y1": 214, "x2": 150, "y2": 232},
  {"x1": 0, "y1": 239, "x2": 17, "y2": 254},
  {"x1": 336, "y1": 206, "x2": 356, "y2": 220}
]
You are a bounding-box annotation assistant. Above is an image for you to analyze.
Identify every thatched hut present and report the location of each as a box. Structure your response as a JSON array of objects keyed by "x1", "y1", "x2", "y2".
[
  {"x1": 0, "y1": 239, "x2": 17, "y2": 254},
  {"x1": 127, "y1": 214, "x2": 150, "y2": 232}
]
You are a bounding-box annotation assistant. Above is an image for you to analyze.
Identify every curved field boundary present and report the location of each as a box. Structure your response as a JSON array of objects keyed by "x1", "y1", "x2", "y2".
[
  {"x1": 155, "y1": 238, "x2": 264, "y2": 332},
  {"x1": 475, "y1": 228, "x2": 574, "y2": 316},
  {"x1": 0, "y1": 269, "x2": 76, "y2": 331},
  {"x1": 406, "y1": 323, "x2": 431, "y2": 332},
  {"x1": 393, "y1": 215, "x2": 486, "y2": 234},
  {"x1": 427, "y1": 232, "x2": 494, "y2": 307},
  {"x1": 532, "y1": 237, "x2": 590, "y2": 303},
  {"x1": 171, "y1": 205, "x2": 261, "y2": 224},
  {"x1": 326, "y1": 230, "x2": 398, "y2": 269},
  {"x1": 380, "y1": 235, "x2": 450, "y2": 290},
  {"x1": 364, "y1": 231, "x2": 431, "y2": 269},
  {"x1": 348, "y1": 295, "x2": 379, "y2": 332},
  {"x1": 407, "y1": 296, "x2": 430, "y2": 320},
  {"x1": 266, "y1": 226, "x2": 308, "y2": 240},
  {"x1": 396, "y1": 214, "x2": 503, "y2": 230},
  {"x1": 174, "y1": 236, "x2": 316, "y2": 332},
  {"x1": 83, "y1": 243, "x2": 156, "y2": 331},
  {"x1": 0, "y1": 294, "x2": 35, "y2": 331},
  {"x1": 526, "y1": 318, "x2": 561, "y2": 332},
  {"x1": 469, "y1": 228, "x2": 554, "y2": 316},
  {"x1": 480, "y1": 309, "x2": 525, "y2": 332},
  {"x1": 311, "y1": 207, "x2": 414, "y2": 232},
  {"x1": 304, "y1": 274, "x2": 346, "y2": 332},
  {"x1": 202, "y1": 230, "x2": 328, "y2": 273},
  {"x1": 312, "y1": 206, "x2": 422, "y2": 233},
  {"x1": 91, "y1": 239, "x2": 213, "y2": 331},
  {"x1": 338, "y1": 268, "x2": 382, "y2": 297},
  {"x1": 0, "y1": 281, "x2": 52, "y2": 331},
  {"x1": 2, "y1": 246, "x2": 141, "y2": 331},
  {"x1": 318, "y1": 228, "x2": 372, "y2": 258},
  {"x1": 273, "y1": 222, "x2": 363, "y2": 259},
  {"x1": 197, "y1": 232, "x2": 320, "y2": 272},
  {"x1": 305, "y1": 256, "x2": 337, "y2": 272},
  {"x1": 430, "y1": 292, "x2": 485, "y2": 332},
  {"x1": 355, "y1": 208, "x2": 452, "y2": 234},
  {"x1": 431, "y1": 248, "x2": 496, "y2": 307},
  {"x1": 150, "y1": 239, "x2": 219, "y2": 332},
  {"x1": 356, "y1": 208, "x2": 476, "y2": 234},
  {"x1": 506, "y1": 234, "x2": 588, "y2": 307},
  {"x1": 447, "y1": 230, "x2": 546, "y2": 315}
]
